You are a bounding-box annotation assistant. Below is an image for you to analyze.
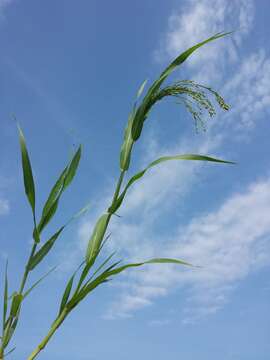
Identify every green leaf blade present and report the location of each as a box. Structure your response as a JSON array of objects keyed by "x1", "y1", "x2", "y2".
[
  {"x1": 86, "y1": 213, "x2": 110, "y2": 264},
  {"x1": 112, "y1": 153, "x2": 234, "y2": 213},
  {"x1": 3, "y1": 260, "x2": 8, "y2": 331},
  {"x1": 136, "y1": 79, "x2": 148, "y2": 99},
  {"x1": 23, "y1": 266, "x2": 57, "y2": 299},
  {"x1": 160, "y1": 32, "x2": 232, "y2": 81},
  {"x1": 63, "y1": 145, "x2": 82, "y2": 190},
  {"x1": 38, "y1": 145, "x2": 82, "y2": 234},
  {"x1": 40, "y1": 167, "x2": 68, "y2": 224},
  {"x1": 18, "y1": 126, "x2": 36, "y2": 215},
  {"x1": 59, "y1": 274, "x2": 75, "y2": 314},
  {"x1": 10, "y1": 293, "x2": 23, "y2": 319},
  {"x1": 28, "y1": 227, "x2": 64, "y2": 271}
]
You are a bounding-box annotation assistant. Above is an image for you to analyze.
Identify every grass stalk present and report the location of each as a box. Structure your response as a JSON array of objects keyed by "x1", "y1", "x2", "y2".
[
  {"x1": 27, "y1": 308, "x2": 68, "y2": 360},
  {"x1": 0, "y1": 242, "x2": 38, "y2": 357},
  {"x1": 18, "y1": 243, "x2": 38, "y2": 294},
  {"x1": 27, "y1": 170, "x2": 127, "y2": 358}
]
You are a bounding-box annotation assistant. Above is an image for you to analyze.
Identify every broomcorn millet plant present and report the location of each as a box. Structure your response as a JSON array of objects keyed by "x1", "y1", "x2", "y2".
[{"x1": 0, "y1": 32, "x2": 234, "y2": 360}]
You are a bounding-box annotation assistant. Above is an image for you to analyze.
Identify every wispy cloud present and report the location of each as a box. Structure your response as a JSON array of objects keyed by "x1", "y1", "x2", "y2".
[
  {"x1": 0, "y1": 177, "x2": 10, "y2": 216},
  {"x1": 105, "y1": 176, "x2": 270, "y2": 321},
  {"x1": 222, "y1": 50, "x2": 270, "y2": 130},
  {"x1": 0, "y1": 198, "x2": 9, "y2": 215},
  {"x1": 154, "y1": 0, "x2": 254, "y2": 84}
]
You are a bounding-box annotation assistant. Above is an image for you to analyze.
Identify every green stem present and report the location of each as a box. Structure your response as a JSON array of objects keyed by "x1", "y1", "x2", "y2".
[
  {"x1": 0, "y1": 333, "x2": 4, "y2": 359},
  {"x1": 26, "y1": 170, "x2": 125, "y2": 360},
  {"x1": 27, "y1": 309, "x2": 68, "y2": 360},
  {"x1": 27, "y1": 170, "x2": 126, "y2": 359},
  {"x1": 0, "y1": 242, "x2": 38, "y2": 356},
  {"x1": 111, "y1": 170, "x2": 125, "y2": 209},
  {"x1": 19, "y1": 243, "x2": 37, "y2": 294}
]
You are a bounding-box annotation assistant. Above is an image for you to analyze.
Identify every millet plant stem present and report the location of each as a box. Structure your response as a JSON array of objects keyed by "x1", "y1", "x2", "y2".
[
  {"x1": 27, "y1": 170, "x2": 126, "y2": 360},
  {"x1": 18, "y1": 243, "x2": 37, "y2": 294},
  {"x1": 28, "y1": 308, "x2": 68, "y2": 360},
  {"x1": 0, "y1": 242, "x2": 38, "y2": 359}
]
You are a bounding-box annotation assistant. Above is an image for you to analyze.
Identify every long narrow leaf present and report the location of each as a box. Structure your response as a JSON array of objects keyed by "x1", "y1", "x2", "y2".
[
  {"x1": 39, "y1": 167, "x2": 68, "y2": 232},
  {"x1": 18, "y1": 126, "x2": 36, "y2": 215},
  {"x1": 59, "y1": 274, "x2": 75, "y2": 314},
  {"x1": 10, "y1": 294, "x2": 23, "y2": 318},
  {"x1": 63, "y1": 145, "x2": 82, "y2": 190},
  {"x1": 159, "y1": 32, "x2": 232, "y2": 84},
  {"x1": 110, "y1": 153, "x2": 234, "y2": 213},
  {"x1": 29, "y1": 203, "x2": 90, "y2": 271},
  {"x1": 71, "y1": 261, "x2": 122, "y2": 307},
  {"x1": 3, "y1": 260, "x2": 8, "y2": 332},
  {"x1": 38, "y1": 145, "x2": 82, "y2": 233},
  {"x1": 4, "y1": 346, "x2": 16, "y2": 357},
  {"x1": 120, "y1": 107, "x2": 136, "y2": 170},
  {"x1": 70, "y1": 257, "x2": 190, "y2": 308},
  {"x1": 85, "y1": 213, "x2": 110, "y2": 264},
  {"x1": 3, "y1": 317, "x2": 19, "y2": 348},
  {"x1": 58, "y1": 261, "x2": 84, "y2": 314},
  {"x1": 65, "y1": 202, "x2": 91, "y2": 227},
  {"x1": 87, "y1": 251, "x2": 117, "y2": 283},
  {"x1": 136, "y1": 79, "x2": 148, "y2": 99},
  {"x1": 38, "y1": 198, "x2": 60, "y2": 234},
  {"x1": 105, "y1": 257, "x2": 192, "y2": 278},
  {"x1": 131, "y1": 32, "x2": 232, "y2": 141},
  {"x1": 23, "y1": 266, "x2": 58, "y2": 299},
  {"x1": 27, "y1": 227, "x2": 64, "y2": 271}
]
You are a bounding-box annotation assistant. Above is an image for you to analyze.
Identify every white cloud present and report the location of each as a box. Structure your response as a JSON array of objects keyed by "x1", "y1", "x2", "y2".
[
  {"x1": 153, "y1": 0, "x2": 270, "y2": 133},
  {"x1": 0, "y1": 198, "x2": 9, "y2": 215},
  {"x1": 105, "y1": 176, "x2": 270, "y2": 321},
  {"x1": 222, "y1": 50, "x2": 270, "y2": 130},
  {"x1": 154, "y1": 0, "x2": 254, "y2": 84}
]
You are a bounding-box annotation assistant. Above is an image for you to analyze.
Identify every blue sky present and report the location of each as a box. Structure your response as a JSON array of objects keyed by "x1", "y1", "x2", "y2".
[{"x1": 0, "y1": 0, "x2": 270, "y2": 359}]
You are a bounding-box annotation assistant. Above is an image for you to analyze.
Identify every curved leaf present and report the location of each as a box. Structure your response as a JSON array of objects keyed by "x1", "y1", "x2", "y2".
[
  {"x1": 131, "y1": 32, "x2": 232, "y2": 141},
  {"x1": 4, "y1": 346, "x2": 16, "y2": 357},
  {"x1": 86, "y1": 214, "x2": 110, "y2": 264},
  {"x1": 10, "y1": 293, "x2": 23, "y2": 319},
  {"x1": 29, "y1": 202, "x2": 89, "y2": 271},
  {"x1": 136, "y1": 79, "x2": 148, "y2": 99},
  {"x1": 28, "y1": 227, "x2": 64, "y2": 271},
  {"x1": 105, "y1": 257, "x2": 192, "y2": 277},
  {"x1": 59, "y1": 274, "x2": 75, "y2": 314},
  {"x1": 39, "y1": 167, "x2": 68, "y2": 230},
  {"x1": 120, "y1": 108, "x2": 135, "y2": 171},
  {"x1": 38, "y1": 145, "x2": 82, "y2": 233},
  {"x1": 3, "y1": 260, "x2": 8, "y2": 331},
  {"x1": 63, "y1": 145, "x2": 82, "y2": 190},
  {"x1": 23, "y1": 266, "x2": 57, "y2": 299},
  {"x1": 110, "y1": 153, "x2": 234, "y2": 213},
  {"x1": 18, "y1": 126, "x2": 36, "y2": 216},
  {"x1": 71, "y1": 257, "x2": 191, "y2": 308}
]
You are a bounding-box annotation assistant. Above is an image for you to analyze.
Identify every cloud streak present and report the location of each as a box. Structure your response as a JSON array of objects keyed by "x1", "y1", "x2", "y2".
[
  {"x1": 154, "y1": 0, "x2": 254, "y2": 84},
  {"x1": 105, "y1": 176, "x2": 270, "y2": 321},
  {"x1": 0, "y1": 198, "x2": 9, "y2": 215}
]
